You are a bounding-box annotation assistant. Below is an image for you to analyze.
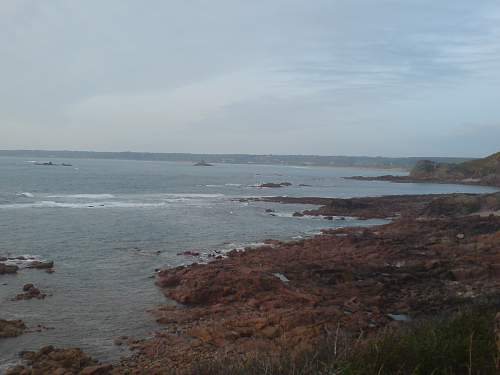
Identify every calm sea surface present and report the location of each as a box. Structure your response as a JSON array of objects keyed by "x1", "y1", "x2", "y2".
[{"x1": 0, "y1": 156, "x2": 497, "y2": 369}]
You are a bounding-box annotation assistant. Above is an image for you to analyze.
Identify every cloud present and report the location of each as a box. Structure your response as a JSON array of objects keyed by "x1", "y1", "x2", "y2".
[{"x1": 1, "y1": 0, "x2": 500, "y2": 156}]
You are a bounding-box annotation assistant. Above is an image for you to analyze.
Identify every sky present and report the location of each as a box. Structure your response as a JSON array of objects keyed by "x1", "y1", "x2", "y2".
[{"x1": 1, "y1": 0, "x2": 500, "y2": 157}]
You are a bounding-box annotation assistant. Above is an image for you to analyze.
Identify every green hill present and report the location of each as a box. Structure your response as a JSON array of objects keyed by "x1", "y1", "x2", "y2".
[{"x1": 410, "y1": 152, "x2": 500, "y2": 186}]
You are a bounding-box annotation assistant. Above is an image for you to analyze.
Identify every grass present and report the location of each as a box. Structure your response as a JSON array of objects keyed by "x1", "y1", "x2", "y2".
[{"x1": 189, "y1": 306, "x2": 499, "y2": 375}]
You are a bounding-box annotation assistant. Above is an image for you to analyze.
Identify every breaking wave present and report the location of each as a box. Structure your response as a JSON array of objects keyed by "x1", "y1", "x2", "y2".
[
  {"x1": 15, "y1": 192, "x2": 34, "y2": 198},
  {"x1": 47, "y1": 194, "x2": 116, "y2": 199}
]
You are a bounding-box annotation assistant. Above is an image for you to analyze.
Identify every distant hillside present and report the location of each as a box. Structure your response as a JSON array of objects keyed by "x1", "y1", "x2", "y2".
[
  {"x1": 0, "y1": 150, "x2": 472, "y2": 170},
  {"x1": 349, "y1": 152, "x2": 500, "y2": 187},
  {"x1": 410, "y1": 152, "x2": 500, "y2": 186}
]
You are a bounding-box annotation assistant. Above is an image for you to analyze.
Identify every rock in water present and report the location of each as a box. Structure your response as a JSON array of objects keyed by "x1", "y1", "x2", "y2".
[
  {"x1": 0, "y1": 263, "x2": 19, "y2": 274},
  {"x1": 15, "y1": 283, "x2": 47, "y2": 300},
  {"x1": 27, "y1": 260, "x2": 54, "y2": 269},
  {"x1": 0, "y1": 319, "x2": 26, "y2": 338}
]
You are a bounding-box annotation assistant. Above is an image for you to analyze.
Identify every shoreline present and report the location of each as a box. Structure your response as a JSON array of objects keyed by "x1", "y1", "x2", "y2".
[
  {"x1": 4, "y1": 190, "x2": 500, "y2": 374},
  {"x1": 346, "y1": 175, "x2": 500, "y2": 188}
]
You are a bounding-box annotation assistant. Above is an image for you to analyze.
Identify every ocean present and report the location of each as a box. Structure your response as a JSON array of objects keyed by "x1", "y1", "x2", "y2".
[{"x1": 0, "y1": 156, "x2": 497, "y2": 370}]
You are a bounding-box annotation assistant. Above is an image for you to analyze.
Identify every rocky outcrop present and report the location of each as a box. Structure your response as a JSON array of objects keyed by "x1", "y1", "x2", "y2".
[
  {"x1": 15, "y1": 283, "x2": 47, "y2": 300},
  {"x1": 0, "y1": 319, "x2": 26, "y2": 338},
  {"x1": 119, "y1": 208, "x2": 500, "y2": 371},
  {"x1": 6, "y1": 346, "x2": 113, "y2": 375},
  {"x1": 27, "y1": 260, "x2": 54, "y2": 269},
  {"x1": 254, "y1": 194, "x2": 443, "y2": 218},
  {"x1": 253, "y1": 192, "x2": 500, "y2": 219}
]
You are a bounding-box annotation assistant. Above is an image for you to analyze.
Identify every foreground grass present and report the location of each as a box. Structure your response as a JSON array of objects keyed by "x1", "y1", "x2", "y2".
[{"x1": 191, "y1": 307, "x2": 499, "y2": 375}]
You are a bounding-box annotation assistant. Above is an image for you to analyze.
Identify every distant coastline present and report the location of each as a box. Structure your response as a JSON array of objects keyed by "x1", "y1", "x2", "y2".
[{"x1": 0, "y1": 150, "x2": 473, "y2": 171}]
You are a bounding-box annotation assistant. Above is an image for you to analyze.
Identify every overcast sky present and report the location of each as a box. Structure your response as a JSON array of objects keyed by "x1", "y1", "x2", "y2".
[{"x1": 1, "y1": 1, "x2": 500, "y2": 157}]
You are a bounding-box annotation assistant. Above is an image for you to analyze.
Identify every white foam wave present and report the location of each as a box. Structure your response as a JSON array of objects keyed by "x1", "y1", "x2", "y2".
[
  {"x1": 164, "y1": 193, "x2": 224, "y2": 199},
  {"x1": 0, "y1": 201, "x2": 169, "y2": 209},
  {"x1": 47, "y1": 194, "x2": 116, "y2": 199},
  {"x1": 204, "y1": 184, "x2": 241, "y2": 188},
  {"x1": 2, "y1": 254, "x2": 44, "y2": 268},
  {"x1": 16, "y1": 192, "x2": 34, "y2": 198}
]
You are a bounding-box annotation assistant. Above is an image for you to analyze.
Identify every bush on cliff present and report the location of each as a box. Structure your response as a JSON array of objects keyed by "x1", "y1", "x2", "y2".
[{"x1": 192, "y1": 307, "x2": 499, "y2": 375}]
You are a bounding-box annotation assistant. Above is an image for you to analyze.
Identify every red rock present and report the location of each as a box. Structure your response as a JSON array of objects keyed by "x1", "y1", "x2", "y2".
[{"x1": 80, "y1": 364, "x2": 113, "y2": 374}]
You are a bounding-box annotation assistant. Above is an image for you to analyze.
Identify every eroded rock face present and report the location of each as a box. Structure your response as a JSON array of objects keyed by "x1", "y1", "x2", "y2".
[
  {"x1": 0, "y1": 319, "x2": 26, "y2": 338},
  {"x1": 6, "y1": 346, "x2": 113, "y2": 375}
]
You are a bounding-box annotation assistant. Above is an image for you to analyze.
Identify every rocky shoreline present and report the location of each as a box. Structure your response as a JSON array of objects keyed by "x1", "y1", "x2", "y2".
[
  {"x1": 346, "y1": 174, "x2": 500, "y2": 187},
  {"x1": 4, "y1": 191, "x2": 500, "y2": 374}
]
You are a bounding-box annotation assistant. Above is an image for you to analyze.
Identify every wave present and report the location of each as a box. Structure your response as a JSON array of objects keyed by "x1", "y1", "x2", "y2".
[
  {"x1": 0, "y1": 201, "x2": 169, "y2": 209},
  {"x1": 47, "y1": 194, "x2": 116, "y2": 199},
  {"x1": 2, "y1": 254, "x2": 46, "y2": 268},
  {"x1": 15, "y1": 192, "x2": 34, "y2": 198},
  {"x1": 165, "y1": 193, "x2": 224, "y2": 198},
  {"x1": 204, "y1": 184, "x2": 242, "y2": 188},
  {"x1": 1, "y1": 192, "x2": 226, "y2": 209}
]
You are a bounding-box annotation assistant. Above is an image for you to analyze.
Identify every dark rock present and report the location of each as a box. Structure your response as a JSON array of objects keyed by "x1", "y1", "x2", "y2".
[
  {"x1": 177, "y1": 251, "x2": 200, "y2": 257},
  {"x1": 259, "y1": 182, "x2": 292, "y2": 188},
  {"x1": 0, "y1": 263, "x2": 18, "y2": 274},
  {"x1": 0, "y1": 319, "x2": 26, "y2": 338},
  {"x1": 27, "y1": 260, "x2": 54, "y2": 269},
  {"x1": 194, "y1": 160, "x2": 213, "y2": 167},
  {"x1": 15, "y1": 283, "x2": 47, "y2": 300}
]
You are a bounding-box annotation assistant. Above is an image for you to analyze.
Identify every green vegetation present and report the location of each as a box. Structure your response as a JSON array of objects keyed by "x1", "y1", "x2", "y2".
[
  {"x1": 192, "y1": 307, "x2": 499, "y2": 375},
  {"x1": 410, "y1": 152, "x2": 500, "y2": 184}
]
